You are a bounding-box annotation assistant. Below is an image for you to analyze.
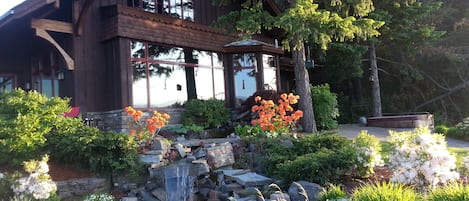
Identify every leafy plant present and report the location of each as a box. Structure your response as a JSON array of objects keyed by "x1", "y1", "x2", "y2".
[
  {"x1": 182, "y1": 99, "x2": 230, "y2": 129},
  {"x1": 0, "y1": 89, "x2": 71, "y2": 165},
  {"x1": 427, "y1": 182, "x2": 469, "y2": 201},
  {"x1": 319, "y1": 184, "x2": 348, "y2": 201},
  {"x1": 353, "y1": 131, "x2": 384, "y2": 178},
  {"x1": 250, "y1": 93, "x2": 303, "y2": 134},
  {"x1": 275, "y1": 147, "x2": 355, "y2": 185},
  {"x1": 435, "y1": 125, "x2": 450, "y2": 135},
  {"x1": 162, "y1": 124, "x2": 204, "y2": 135},
  {"x1": 311, "y1": 84, "x2": 339, "y2": 130},
  {"x1": 83, "y1": 192, "x2": 116, "y2": 201},
  {"x1": 124, "y1": 106, "x2": 170, "y2": 146},
  {"x1": 351, "y1": 182, "x2": 422, "y2": 201}
]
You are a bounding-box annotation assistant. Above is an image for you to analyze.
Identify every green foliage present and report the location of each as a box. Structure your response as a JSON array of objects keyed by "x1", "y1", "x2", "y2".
[
  {"x1": 0, "y1": 172, "x2": 21, "y2": 200},
  {"x1": 353, "y1": 131, "x2": 384, "y2": 178},
  {"x1": 162, "y1": 124, "x2": 204, "y2": 135},
  {"x1": 435, "y1": 125, "x2": 450, "y2": 135},
  {"x1": 234, "y1": 125, "x2": 264, "y2": 138},
  {"x1": 427, "y1": 182, "x2": 469, "y2": 201},
  {"x1": 323, "y1": 43, "x2": 367, "y2": 84},
  {"x1": 257, "y1": 133, "x2": 355, "y2": 185},
  {"x1": 47, "y1": 125, "x2": 140, "y2": 176},
  {"x1": 182, "y1": 99, "x2": 230, "y2": 129},
  {"x1": 351, "y1": 182, "x2": 422, "y2": 201},
  {"x1": 0, "y1": 89, "x2": 71, "y2": 165},
  {"x1": 311, "y1": 84, "x2": 339, "y2": 130},
  {"x1": 319, "y1": 184, "x2": 348, "y2": 201},
  {"x1": 276, "y1": 146, "x2": 355, "y2": 185}
]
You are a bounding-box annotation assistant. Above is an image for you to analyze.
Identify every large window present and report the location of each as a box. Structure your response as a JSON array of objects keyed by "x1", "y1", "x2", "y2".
[
  {"x1": 127, "y1": 0, "x2": 194, "y2": 21},
  {"x1": 0, "y1": 74, "x2": 15, "y2": 92},
  {"x1": 130, "y1": 41, "x2": 224, "y2": 108},
  {"x1": 32, "y1": 53, "x2": 60, "y2": 98}
]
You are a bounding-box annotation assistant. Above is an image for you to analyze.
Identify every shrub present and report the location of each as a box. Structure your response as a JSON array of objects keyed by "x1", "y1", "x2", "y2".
[
  {"x1": 293, "y1": 133, "x2": 351, "y2": 155},
  {"x1": 351, "y1": 182, "x2": 422, "y2": 201},
  {"x1": 435, "y1": 125, "x2": 450, "y2": 135},
  {"x1": 47, "y1": 126, "x2": 139, "y2": 176},
  {"x1": 83, "y1": 192, "x2": 116, "y2": 201},
  {"x1": 353, "y1": 131, "x2": 384, "y2": 178},
  {"x1": 388, "y1": 128, "x2": 459, "y2": 189},
  {"x1": 0, "y1": 89, "x2": 71, "y2": 165},
  {"x1": 311, "y1": 84, "x2": 339, "y2": 130},
  {"x1": 275, "y1": 147, "x2": 355, "y2": 185},
  {"x1": 319, "y1": 184, "x2": 348, "y2": 201},
  {"x1": 427, "y1": 182, "x2": 469, "y2": 201},
  {"x1": 182, "y1": 99, "x2": 230, "y2": 129}
]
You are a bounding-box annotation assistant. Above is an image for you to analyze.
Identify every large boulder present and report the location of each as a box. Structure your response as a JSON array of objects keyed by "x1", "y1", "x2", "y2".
[{"x1": 288, "y1": 181, "x2": 324, "y2": 201}]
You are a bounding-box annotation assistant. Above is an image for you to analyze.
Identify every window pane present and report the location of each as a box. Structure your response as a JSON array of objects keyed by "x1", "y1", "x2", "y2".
[
  {"x1": 182, "y1": 0, "x2": 193, "y2": 21},
  {"x1": 0, "y1": 76, "x2": 14, "y2": 92},
  {"x1": 194, "y1": 67, "x2": 213, "y2": 100},
  {"x1": 143, "y1": 0, "x2": 156, "y2": 12},
  {"x1": 54, "y1": 79, "x2": 59, "y2": 96},
  {"x1": 131, "y1": 41, "x2": 146, "y2": 58},
  {"x1": 42, "y1": 79, "x2": 52, "y2": 98},
  {"x1": 213, "y1": 67, "x2": 225, "y2": 100},
  {"x1": 149, "y1": 63, "x2": 187, "y2": 107},
  {"x1": 132, "y1": 61, "x2": 148, "y2": 107},
  {"x1": 263, "y1": 54, "x2": 277, "y2": 91}
]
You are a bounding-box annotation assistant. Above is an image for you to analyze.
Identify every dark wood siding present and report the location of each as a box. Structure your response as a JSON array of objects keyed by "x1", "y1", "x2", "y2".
[{"x1": 101, "y1": 5, "x2": 237, "y2": 53}]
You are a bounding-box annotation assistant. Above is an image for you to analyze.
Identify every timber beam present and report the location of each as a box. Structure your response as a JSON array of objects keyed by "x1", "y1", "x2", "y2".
[{"x1": 32, "y1": 18, "x2": 75, "y2": 70}]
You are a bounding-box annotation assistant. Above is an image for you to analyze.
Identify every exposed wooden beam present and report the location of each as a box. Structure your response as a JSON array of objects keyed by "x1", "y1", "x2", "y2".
[
  {"x1": 31, "y1": 18, "x2": 73, "y2": 34},
  {"x1": 35, "y1": 28, "x2": 75, "y2": 70},
  {"x1": 75, "y1": 0, "x2": 95, "y2": 35}
]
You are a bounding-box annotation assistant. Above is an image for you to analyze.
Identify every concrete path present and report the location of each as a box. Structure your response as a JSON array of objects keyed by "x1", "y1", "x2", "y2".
[{"x1": 338, "y1": 124, "x2": 469, "y2": 149}]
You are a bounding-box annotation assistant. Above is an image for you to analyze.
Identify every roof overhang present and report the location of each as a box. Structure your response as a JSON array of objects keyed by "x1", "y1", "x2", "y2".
[
  {"x1": 0, "y1": 0, "x2": 59, "y2": 29},
  {"x1": 223, "y1": 39, "x2": 284, "y2": 55}
]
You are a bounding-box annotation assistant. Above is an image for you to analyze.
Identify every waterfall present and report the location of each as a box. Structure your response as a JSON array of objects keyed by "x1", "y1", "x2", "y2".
[{"x1": 164, "y1": 164, "x2": 195, "y2": 201}]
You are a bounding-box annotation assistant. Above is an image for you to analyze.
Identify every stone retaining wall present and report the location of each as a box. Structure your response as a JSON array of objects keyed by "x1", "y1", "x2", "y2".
[
  {"x1": 86, "y1": 108, "x2": 185, "y2": 133},
  {"x1": 56, "y1": 178, "x2": 109, "y2": 200}
]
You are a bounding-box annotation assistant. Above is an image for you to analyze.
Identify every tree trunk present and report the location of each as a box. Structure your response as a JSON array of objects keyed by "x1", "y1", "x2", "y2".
[
  {"x1": 292, "y1": 38, "x2": 317, "y2": 133},
  {"x1": 184, "y1": 49, "x2": 197, "y2": 100},
  {"x1": 369, "y1": 42, "x2": 382, "y2": 117}
]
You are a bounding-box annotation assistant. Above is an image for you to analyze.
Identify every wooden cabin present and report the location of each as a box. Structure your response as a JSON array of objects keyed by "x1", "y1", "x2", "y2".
[{"x1": 0, "y1": 0, "x2": 294, "y2": 129}]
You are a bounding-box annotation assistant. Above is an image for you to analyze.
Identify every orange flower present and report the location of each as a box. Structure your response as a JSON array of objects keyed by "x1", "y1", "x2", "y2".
[{"x1": 129, "y1": 129, "x2": 136, "y2": 136}]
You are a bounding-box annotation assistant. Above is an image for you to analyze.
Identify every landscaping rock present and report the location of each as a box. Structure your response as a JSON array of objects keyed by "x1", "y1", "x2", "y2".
[
  {"x1": 121, "y1": 197, "x2": 138, "y2": 201},
  {"x1": 270, "y1": 192, "x2": 290, "y2": 201},
  {"x1": 56, "y1": 178, "x2": 108, "y2": 199},
  {"x1": 206, "y1": 142, "x2": 235, "y2": 168},
  {"x1": 139, "y1": 154, "x2": 163, "y2": 165},
  {"x1": 151, "y1": 188, "x2": 167, "y2": 201},
  {"x1": 139, "y1": 190, "x2": 159, "y2": 201},
  {"x1": 175, "y1": 143, "x2": 187, "y2": 158},
  {"x1": 222, "y1": 169, "x2": 273, "y2": 187},
  {"x1": 288, "y1": 181, "x2": 324, "y2": 201}
]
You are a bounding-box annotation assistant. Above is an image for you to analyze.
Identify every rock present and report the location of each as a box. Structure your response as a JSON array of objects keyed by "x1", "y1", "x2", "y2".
[
  {"x1": 270, "y1": 193, "x2": 290, "y2": 201},
  {"x1": 177, "y1": 136, "x2": 186, "y2": 141},
  {"x1": 288, "y1": 181, "x2": 324, "y2": 201},
  {"x1": 194, "y1": 147, "x2": 207, "y2": 158},
  {"x1": 0, "y1": 172, "x2": 3, "y2": 179},
  {"x1": 139, "y1": 154, "x2": 163, "y2": 165},
  {"x1": 206, "y1": 142, "x2": 235, "y2": 168},
  {"x1": 56, "y1": 178, "x2": 108, "y2": 199},
  {"x1": 144, "y1": 150, "x2": 164, "y2": 155},
  {"x1": 222, "y1": 169, "x2": 272, "y2": 187},
  {"x1": 192, "y1": 160, "x2": 210, "y2": 176},
  {"x1": 121, "y1": 197, "x2": 138, "y2": 201},
  {"x1": 151, "y1": 188, "x2": 167, "y2": 201},
  {"x1": 152, "y1": 137, "x2": 170, "y2": 154},
  {"x1": 186, "y1": 154, "x2": 196, "y2": 163},
  {"x1": 222, "y1": 183, "x2": 243, "y2": 192},
  {"x1": 150, "y1": 161, "x2": 166, "y2": 169},
  {"x1": 144, "y1": 182, "x2": 158, "y2": 191},
  {"x1": 175, "y1": 143, "x2": 187, "y2": 158},
  {"x1": 139, "y1": 190, "x2": 159, "y2": 201}
]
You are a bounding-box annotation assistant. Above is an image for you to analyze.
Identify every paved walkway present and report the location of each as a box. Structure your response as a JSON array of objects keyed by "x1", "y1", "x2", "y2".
[{"x1": 338, "y1": 124, "x2": 469, "y2": 149}]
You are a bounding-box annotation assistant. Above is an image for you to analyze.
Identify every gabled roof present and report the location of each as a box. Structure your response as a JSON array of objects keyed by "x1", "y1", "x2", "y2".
[
  {"x1": 223, "y1": 39, "x2": 283, "y2": 54},
  {"x1": 0, "y1": 0, "x2": 58, "y2": 29}
]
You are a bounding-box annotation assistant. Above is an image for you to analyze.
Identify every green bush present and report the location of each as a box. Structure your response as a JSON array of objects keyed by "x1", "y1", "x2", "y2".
[
  {"x1": 256, "y1": 133, "x2": 355, "y2": 185},
  {"x1": 435, "y1": 125, "x2": 450, "y2": 135},
  {"x1": 275, "y1": 147, "x2": 355, "y2": 185},
  {"x1": 353, "y1": 131, "x2": 384, "y2": 178},
  {"x1": 427, "y1": 182, "x2": 469, "y2": 201},
  {"x1": 319, "y1": 184, "x2": 348, "y2": 201},
  {"x1": 351, "y1": 182, "x2": 422, "y2": 201},
  {"x1": 182, "y1": 99, "x2": 230, "y2": 129},
  {"x1": 0, "y1": 89, "x2": 71, "y2": 165},
  {"x1": 47, "y1": 125, "x2": 140, "y2": 176},
  {"x1": 311, "y1": 84, "x2": 339, "y2": 130}
]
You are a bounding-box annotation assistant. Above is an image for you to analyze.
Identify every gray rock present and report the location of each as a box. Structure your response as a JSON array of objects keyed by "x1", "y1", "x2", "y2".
[
  {"x1": 206, "y1": 142, "x2": 235, "y2": 168},
  {"x1": 270, "y1": 193, "x2": 290, "y2": 201},
  {"x1": 280, "y1": 140, "x2": 294, "y2": 148},
  {"x1": 192, "y1": 160, "x2": 210, "y2": 176},
  {"x1": 151, "y1": 188, "x2": 167, "y2": 201},
  {"x1": 152, "y1": 137, "x2": 170, "y2": 154},
  {"x1": 121, "y1": 197, "x2": 138, "y2": 201},
  {"x1": 175, "y1": 143, "x2": 187, "y2": 158},
  {"x1": 288, "y1": 181, "x2": 324, "y2": 201},
  {"x1": 222, "y1": 169, "x2": 272, "y2": 187},
  {"x1": 139, "y1": 190, "x2": 159, "y2": 201},
  {"x1": 139, "y1": 154, "x2": 163, "y2": 164}
]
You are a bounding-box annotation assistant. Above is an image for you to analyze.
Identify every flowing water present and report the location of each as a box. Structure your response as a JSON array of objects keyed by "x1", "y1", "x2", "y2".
[{"x1": 164, "y1": 164, "x2": 196, "y2": 201}]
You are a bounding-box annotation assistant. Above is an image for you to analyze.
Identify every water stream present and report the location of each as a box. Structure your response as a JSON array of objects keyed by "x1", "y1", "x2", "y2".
[{"x1": 164, "y1": 164, "x2": 195, "y2": 201}]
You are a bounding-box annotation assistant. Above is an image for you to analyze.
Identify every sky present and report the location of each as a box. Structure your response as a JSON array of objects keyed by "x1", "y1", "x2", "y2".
[{"x1": 0, "y1": 0, "x2": 25, "y2": 16}]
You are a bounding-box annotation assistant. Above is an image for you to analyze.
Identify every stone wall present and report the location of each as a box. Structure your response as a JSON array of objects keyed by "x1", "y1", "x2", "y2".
[
  {"x1": 86, "y1": 108, "x2": 185, "y2": 133},
  {"x1": 56, "y1": 178, "x2": 109, "y2": 200}
]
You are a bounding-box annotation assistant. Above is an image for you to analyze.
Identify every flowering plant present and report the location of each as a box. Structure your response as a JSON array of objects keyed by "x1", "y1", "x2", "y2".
[
  {"x1": 388, "y1": 128, "x2": 459, "y2": 189},
  {"x1": 353, "y1": 131, "x2": 384, "y2": 178},
  {"x1": 250, "y1": 93, "x2": 303, "y2": 134},
  {"x1": 11, "y1": 155, "x2": 57, "y2": 200},
  {"x1": 83, "y1": 192, "x2": 116, "y2": 201},
  {"x1": 124, "y1": 106, "x2": 170, "y2": 146}
]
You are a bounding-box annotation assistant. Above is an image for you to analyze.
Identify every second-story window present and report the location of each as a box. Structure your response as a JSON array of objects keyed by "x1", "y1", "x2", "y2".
[{"x1": 127, "y1": 0, "x2": 194, "y2": 21}]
